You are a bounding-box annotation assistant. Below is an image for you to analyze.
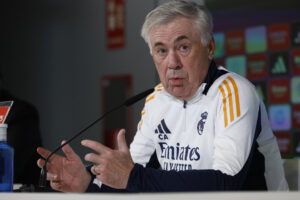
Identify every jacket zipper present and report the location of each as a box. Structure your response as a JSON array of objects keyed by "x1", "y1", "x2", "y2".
[
  {"x1": 183, "y1": 100, "x2": 187, "y2": 131},
  {"x1": 183, "y1": 100, "x2": 187, "y2": 109}
]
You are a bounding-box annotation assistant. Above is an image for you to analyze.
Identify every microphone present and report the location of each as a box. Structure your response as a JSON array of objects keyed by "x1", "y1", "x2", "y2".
[{"x1": 39, "y1": 88, "x2": 154, "y2": 187}]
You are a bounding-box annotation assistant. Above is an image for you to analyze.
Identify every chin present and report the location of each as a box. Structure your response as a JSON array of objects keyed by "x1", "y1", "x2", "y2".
[
  {"x1": 165, "y1": 86, "x2": 187, "y2": 99},
  {"x1": 170, "y1": 91, "x2": 186, "y2": 100}
]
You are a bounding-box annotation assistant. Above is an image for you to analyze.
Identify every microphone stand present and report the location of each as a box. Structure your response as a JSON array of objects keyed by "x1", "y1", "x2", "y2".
[{"x1": 39, "y1": 88, "x2": 154, "y2": 187}]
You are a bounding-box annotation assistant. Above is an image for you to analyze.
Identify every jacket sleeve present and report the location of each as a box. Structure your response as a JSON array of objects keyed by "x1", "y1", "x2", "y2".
[
  {"x1": 85, "y1": 153, "x2": 161, "y2": 193},
  {"x1": 126, "y1": 161, "x2": 250, "y2": 192},
  {"x1": 85, "y1": 165, "x2": 127, "y2": 193}
]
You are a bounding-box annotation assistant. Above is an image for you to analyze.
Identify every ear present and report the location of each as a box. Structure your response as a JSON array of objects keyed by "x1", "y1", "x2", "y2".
[{"x1": 207, "y1": 37, "x2": 215, "y2": 60}]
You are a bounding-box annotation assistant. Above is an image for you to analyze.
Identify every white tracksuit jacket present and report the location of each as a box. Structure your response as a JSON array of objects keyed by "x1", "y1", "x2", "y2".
[{"x1": 87, "y1": 61, "x2": 288, "y2": 192}]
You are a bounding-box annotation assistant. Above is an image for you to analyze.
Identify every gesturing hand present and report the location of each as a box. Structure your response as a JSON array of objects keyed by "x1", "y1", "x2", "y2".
[
  {"x1": 37, "y1": 142, "x2": 91, "y2": 192},
  {"x1": 81, "y1": 129, "x2": 134, "y2": 189}
]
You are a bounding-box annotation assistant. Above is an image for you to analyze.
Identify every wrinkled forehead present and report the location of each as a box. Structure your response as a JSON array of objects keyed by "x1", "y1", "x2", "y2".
[{"x1": 148, "y1": 17, "x2": 200, "y2": 46}]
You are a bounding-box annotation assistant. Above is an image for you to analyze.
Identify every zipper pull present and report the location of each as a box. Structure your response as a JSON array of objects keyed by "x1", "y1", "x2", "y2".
[{"x1": 183, "y1": 100, "x2": 187, "y2": 109}]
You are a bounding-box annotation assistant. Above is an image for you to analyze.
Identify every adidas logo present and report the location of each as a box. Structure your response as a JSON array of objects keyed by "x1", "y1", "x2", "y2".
[
  {"x1": 155, "y1": 119, "x2": 171, "y2": 140},
  {"x1": 272, "y1": 56, "x2": 287, "y2": 74}
]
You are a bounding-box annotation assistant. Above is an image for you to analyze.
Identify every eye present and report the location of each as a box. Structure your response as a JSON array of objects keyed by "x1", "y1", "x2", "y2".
[
  {"x1": 180, "y1": 45, "x2": 189, "y2": 52},
  {"x1": 177, "y1": 43, "x2": 191, "y2": 55},
  {"x1": 156, "y1": 48, "x2": 167, "y2": 56}
]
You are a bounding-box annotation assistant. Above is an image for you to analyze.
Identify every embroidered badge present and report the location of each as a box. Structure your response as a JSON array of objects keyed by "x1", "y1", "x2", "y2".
[{"x1": 197, "y1": 112, "x2": 208, "y2": 135}]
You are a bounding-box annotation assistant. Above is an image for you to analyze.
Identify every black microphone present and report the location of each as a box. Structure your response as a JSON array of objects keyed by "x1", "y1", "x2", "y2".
[{"x1": 39, "y1": 88, "x2": 154, "y2": 187}]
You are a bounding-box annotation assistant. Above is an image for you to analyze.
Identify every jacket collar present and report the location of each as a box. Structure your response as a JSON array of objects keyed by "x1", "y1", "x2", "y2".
[
  {"x1": 162, "y1": 59, "x2": 228, "y2": 105},
  {"x1": 202, "y1": 60, "x2": 227, "y2": 95}
]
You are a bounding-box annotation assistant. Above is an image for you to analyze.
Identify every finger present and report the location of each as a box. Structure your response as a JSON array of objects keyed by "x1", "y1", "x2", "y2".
[
  {"x1": 81, "y1": 139, "x2": 111, "y2": 154},
  {"x1": 84, "y1": 153, "x2": 105, "y2": 164},
  {"x1": 37, "y1": 160, "x2": 56, "y2": 176},
  {"x1": 117, "y1": 129, "x2": 128, "y2": 152},
  {"x1": 47, "y1": 172, "x2": 59, "y2": 181},
  {"x1": 61, "y1": 140, "x2": 79, "y2": 160},
  {"x1": 50, "y1": 181, "x2": 63, "y2": 191},
  {"x1": 91, "y1": 165, "x2": 97, "y2": 175},
  {"x1": 37, "y1": 158, "x2": 45, "y2": 168},
  {"x1": 37, "y1": 158, "x2": 53, "y2": 170},
  {"x1": 37, "y1": 147, "x2": 52, "y2": 159},
  {"x1": 37, "y1": 147, "x2": 59, "y2": 163},
  {"x1": 91, "y1": 165, "x2": 101, "y2": 176}
]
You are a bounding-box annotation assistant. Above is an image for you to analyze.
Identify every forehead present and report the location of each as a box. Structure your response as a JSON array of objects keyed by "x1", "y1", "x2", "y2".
[{"x1": 149, "y1": 17, "x2": 199, "y2": 46}]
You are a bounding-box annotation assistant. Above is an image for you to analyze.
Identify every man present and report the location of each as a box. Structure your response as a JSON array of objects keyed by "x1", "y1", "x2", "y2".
[{"x1": 37, "y1": 0, "x2": 288, "y2": 192}]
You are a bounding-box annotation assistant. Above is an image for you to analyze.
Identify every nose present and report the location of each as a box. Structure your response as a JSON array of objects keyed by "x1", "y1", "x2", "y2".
[{"x1": 167, "y1": 51, "x2": 182, "y2": 70}]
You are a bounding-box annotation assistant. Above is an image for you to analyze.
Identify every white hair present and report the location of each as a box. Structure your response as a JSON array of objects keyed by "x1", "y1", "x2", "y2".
[{"x1": 141, "y1": 0, "x2": 213, "y2": 53}]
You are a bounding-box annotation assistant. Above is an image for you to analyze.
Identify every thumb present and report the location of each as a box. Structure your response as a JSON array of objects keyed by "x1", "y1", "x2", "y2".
[
  {"x1": 61, "y1": 140, "x2": 79, "y2": 160},
  {"x1": 117, "y1": 129, "x2": 128, "y2": 152}
]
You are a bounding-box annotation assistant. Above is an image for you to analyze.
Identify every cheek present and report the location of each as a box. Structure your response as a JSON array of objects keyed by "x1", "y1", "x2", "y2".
[
  {"x1": 184, "y1": 61, "x2": 201, "y2": 82},
  {"x1": 155, "y1": 64, "x2": 166, "y2": 81},
  {"x1": 181, "y1": 61, "x2": 194, "y2": 79}
]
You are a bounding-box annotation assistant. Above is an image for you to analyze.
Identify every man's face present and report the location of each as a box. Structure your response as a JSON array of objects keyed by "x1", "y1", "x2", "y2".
[{"x1": 149, "y1": 17, "x2": 215, "y2": 100}]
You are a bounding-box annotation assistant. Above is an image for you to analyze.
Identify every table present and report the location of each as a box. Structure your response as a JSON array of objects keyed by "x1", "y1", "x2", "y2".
[{"x1": 0, "y1": 192, "x2": 300, "y2": 200}]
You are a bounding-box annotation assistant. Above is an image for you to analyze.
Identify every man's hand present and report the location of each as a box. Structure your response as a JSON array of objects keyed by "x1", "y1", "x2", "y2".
[
  {"x1": 37, "y1": 142, "x2": 91, "y2": 192},
  {"x1": 81, "y1": 129, "x2": 134, "y2": 189}
]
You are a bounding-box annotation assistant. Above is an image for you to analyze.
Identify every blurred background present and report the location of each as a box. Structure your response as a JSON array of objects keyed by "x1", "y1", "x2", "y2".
[{"x1": 1, "y1": 0, "x2": 300, "y2": 189}]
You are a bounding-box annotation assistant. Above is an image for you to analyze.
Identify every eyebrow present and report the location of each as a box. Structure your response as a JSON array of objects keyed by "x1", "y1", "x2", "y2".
[
  {"x1": 154, "y1": 42, "x2": 164, "y2": 48},
  {"x1": 153, "y1": 35, "x2": 189, "y2": 48},
  {"x1": 175, "y1": 35, "x2": 189, "y2": 43}
]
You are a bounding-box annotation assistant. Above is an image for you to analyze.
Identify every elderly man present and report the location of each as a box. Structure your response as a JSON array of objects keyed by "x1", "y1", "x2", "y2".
[{"x1": 37, "y1": 0, "x2": 288, "y2": 192}]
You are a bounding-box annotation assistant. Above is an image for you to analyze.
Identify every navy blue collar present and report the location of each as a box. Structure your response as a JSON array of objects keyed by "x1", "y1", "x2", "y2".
[{"x1": 202, "y1": 60, "x2": 227, "y2": 95}]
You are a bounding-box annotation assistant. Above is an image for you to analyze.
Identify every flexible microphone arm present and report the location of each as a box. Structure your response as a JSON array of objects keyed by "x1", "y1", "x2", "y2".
[{"x1": 39, "y1": 88, "x2": 154, "y2": 187}]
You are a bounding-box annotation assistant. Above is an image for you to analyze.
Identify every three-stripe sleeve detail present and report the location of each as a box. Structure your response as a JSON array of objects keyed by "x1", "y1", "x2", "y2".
[
  {"x1": 139, "y1": 84, "x2": 163, "y2": 130},
  {"x1": 218, "y1": 85, "x2": 228, "y2": 128},
  {"x1": 218, "y1": 76, "x2": 241, "y2": 128},
  {"x1": 227, "y1": 76, "x2": 241, "y2": 117}
]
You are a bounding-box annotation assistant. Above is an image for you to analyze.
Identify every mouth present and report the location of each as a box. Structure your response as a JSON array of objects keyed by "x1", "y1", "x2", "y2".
[{"x1": 169, "y1": 77, "x2": 183, "y2": 85}]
